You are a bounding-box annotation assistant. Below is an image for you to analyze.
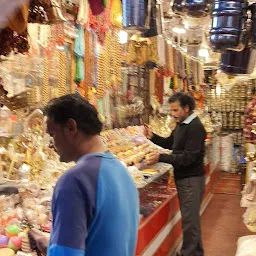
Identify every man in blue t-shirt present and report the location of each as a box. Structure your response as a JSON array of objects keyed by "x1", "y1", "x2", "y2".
[{"x1": 29, "y1": 94, "x2": 139, "y2": 256}]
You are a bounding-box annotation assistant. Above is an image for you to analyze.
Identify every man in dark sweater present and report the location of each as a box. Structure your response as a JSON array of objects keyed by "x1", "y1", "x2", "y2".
[{"x1": 145, "y1": 92, "x2": 206, "y2": 256}]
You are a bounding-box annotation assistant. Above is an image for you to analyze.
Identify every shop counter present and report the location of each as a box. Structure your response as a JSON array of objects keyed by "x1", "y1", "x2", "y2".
[{"x1": 136, "y1": 139, "x2": 220, "y2": 256}]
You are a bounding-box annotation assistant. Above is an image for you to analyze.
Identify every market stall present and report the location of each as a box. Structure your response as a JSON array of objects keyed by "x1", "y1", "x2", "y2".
[{"x1": 0, "y1": 0, "x2": 225, "y2": 255}]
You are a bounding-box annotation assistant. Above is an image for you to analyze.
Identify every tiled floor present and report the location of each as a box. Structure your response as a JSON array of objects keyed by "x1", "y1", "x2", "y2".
[{"x1": 201, "y1": 194, "x2": 252, "y2": 256}]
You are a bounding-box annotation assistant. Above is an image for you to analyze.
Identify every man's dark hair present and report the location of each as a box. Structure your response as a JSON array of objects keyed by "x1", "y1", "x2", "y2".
[
  {"x1": 168, "y1": 92, "x2": 196, "y2": 112},
  {"x1": 44, "y1": 94, "x2": 103, "y2": 135}
]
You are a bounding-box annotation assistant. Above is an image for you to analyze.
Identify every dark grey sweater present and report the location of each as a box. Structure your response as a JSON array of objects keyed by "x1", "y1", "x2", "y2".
[{"x1": 151, "y1": 116, "x2": 206, "y2": 180}]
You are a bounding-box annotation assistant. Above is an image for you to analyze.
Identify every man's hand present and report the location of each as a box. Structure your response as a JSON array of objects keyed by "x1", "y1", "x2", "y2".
[
  {"x1": 144, "y1": 152, "x2": 160, "y2": 166},
  {"x1": 144, "y1": 124, "x2": 153, "y2": 139},
  {"x1": 28, "y1": 228, "x2": 49, "y2": 256}
]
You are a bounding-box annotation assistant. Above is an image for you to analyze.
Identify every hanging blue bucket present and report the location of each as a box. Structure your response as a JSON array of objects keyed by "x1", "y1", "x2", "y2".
[
  {"x1": 250, "y1": 3, "x2": 256, "y2": 45},
  {"x1": 210, "y1": 0, "x2": 248, "y2": 51},
  {"x1": 221, "y1": 47, "x2": 256, "y2": 74},
  {"x1": 186, "y1": 0, "x2": 208, "y2": 17}
]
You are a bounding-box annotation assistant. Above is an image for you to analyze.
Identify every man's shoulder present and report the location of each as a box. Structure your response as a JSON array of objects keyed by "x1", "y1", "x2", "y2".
[
  {"x1": 56, "y1": 159, "x2": 102, "y2": 189},
  {"x1": 191, "y1": 116, "x2": 203, "y2": 125},
  {"x1": 55, "y1": 165, "x2": 81, "y2": 188},
  {"x1": 189, "y1": 117, "x2": 206, "y2": 132}
]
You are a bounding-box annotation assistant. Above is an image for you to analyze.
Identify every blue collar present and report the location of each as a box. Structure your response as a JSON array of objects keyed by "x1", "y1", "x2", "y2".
[
  {"x1": 182, "y1": 112, "x2": 197, "y2": 124},
  {"x1": 77, "y1": 152, "x2": 115, "y2": 164}
]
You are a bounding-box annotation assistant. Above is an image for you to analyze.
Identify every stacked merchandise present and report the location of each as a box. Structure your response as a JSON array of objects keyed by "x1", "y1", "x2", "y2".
[
  {"x1": 206, "y1": 80, "x2": 255, "y2": 146},
  {"x1": 205, "y1": 79, "x2": 255, "y2": 173},
  {"x1": 237, "y1": 108, "x2": 256, "y2": 256},
  {"x1": 244, "y1": 95, "x2": 256, "y2": 145},
  {"x1": 238, "y1": 150, "x2": 256, "y2": 256}
]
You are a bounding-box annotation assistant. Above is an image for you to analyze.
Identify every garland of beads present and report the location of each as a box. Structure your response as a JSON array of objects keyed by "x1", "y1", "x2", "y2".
[
  {"x1": 38, "y1": 24, "x2": 51, "y2": 48},
  {"x1": 31, "y1": 86, "x2": 41, "y2": 105},
  {"x1": 116, "y1": 34, "x2": 122, "y2": 85},
  {"x1": 57, "y1": 51, "x2": 67, "y2": 97},
  {"x1": 42, "y1": 56, "x2": 50, "y2": 106},
  {"x1": 93, "y1": 31, "x2": 98, "y2": 88},
  {"x1": 104, "y1": 30, "x2": 112, "y2": 88},
  {"x1": 110, "y1": 30, "x2": 122, "y2": 85},
  {"x1": 96, "y1": 52, "x2": 106, "y2": 98},
  {"x1": 84, "y1": 30, "x2": 93, "y2": 89}
]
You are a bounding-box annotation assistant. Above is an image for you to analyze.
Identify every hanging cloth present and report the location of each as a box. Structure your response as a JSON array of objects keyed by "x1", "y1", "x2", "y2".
[
  {"x1": 77, "y1": 0, "x2": 89, "y2": 25},
  {"x1": 75, "y1": 57, "x2": 85, "y2": 83},
  {"x1": 185, "y1": 55, "x2": 190, "y2": 77},
  {"x1": 74, "y1": 24, "x2": 85, "y2": 57},
  {"x1": 177, "y1": 51, "x2": 182, "y2": 77},
  {"x1": 164, "y1": 76, "x2": 171, "y2": 94},
  {"x1": 192, "y1": 60, "x2": 198, "y2": 85},
  {"x1": 157, "y1": 35, "x2": 165, "y2": 67},
  {"x1": 164, "y1": 40, "x2": 169, "y2": 71},
  {"x1": 149, "y1": 69, "x2": 156, "y2": 96},
  {"x1": 198, "y1": 63, "x2": 204, "y2": 85},
  {"x1": 173, "y1": 75, "x2": 178, "y2": 89},
  {"x1": 159, "y1": 74, "x2": 164, "y2": 104},
  {"x1": 97, "y1": 98, "x2": 105, "y2": 120},
  {"x1": 180, "y1": 53, "x2": 186, "y2": 79},
  {"x1": 88, "y1": 0, "x2": 104, "y2": 16},
  {"x1": 169, "y1": 43, "x2": 174, "y2": 73},
  {"x1": 74, "y1": 24, "x2": 85, "y2": 83},
  {"x1": 173, "y1": 47, "x2": 179, "y2": 74},
  {"x1": 155, "y1": 72, "x2": 164, "y2": 104}
]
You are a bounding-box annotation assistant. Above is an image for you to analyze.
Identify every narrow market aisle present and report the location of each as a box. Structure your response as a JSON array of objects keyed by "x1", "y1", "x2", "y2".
[{"x1": 201, "y1": 193, "x2": 252, "y2": 256}]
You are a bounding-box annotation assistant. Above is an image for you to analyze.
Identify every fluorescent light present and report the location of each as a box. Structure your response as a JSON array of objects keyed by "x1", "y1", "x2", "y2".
[
  {"x1": 216, "y1": 84, "x2": 221, "y2": 95},
  {"x1": 118, "y1": 30, "x2": 128, "y2": 44},
  {"x1": 199, "y1": 48, "x2": 209, "y2": 58}
]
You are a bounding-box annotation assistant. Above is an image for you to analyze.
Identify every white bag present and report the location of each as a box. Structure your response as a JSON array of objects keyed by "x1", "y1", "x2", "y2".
[
  {"x1": 219, "y1": 134, "x2": 234, "y2": 172},
  {"x1": 235, "y1": 235, "x2": 256, "y2": 256}
]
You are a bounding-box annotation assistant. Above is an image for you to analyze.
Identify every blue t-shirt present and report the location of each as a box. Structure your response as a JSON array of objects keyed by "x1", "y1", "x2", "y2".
[{"x1": 48, "y1": 153, "x2": 139, "y2": 256}]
